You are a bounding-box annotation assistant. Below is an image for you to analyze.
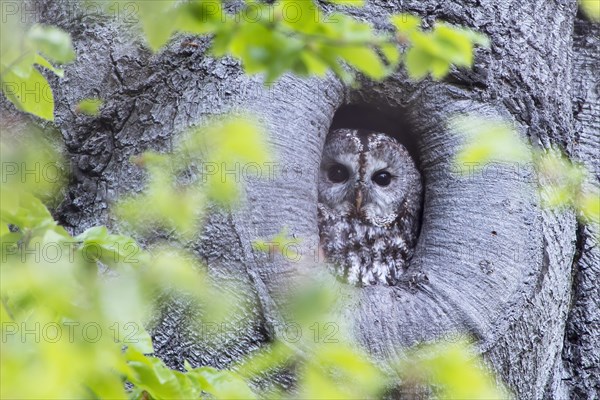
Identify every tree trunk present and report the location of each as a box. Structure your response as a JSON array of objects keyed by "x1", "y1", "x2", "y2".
[
  {"x1": 3, "y1": 0, "x2": 597, "y2": 398},
  {"x1": 560, "y1": 12, "x2": 600, "y2": 399}
]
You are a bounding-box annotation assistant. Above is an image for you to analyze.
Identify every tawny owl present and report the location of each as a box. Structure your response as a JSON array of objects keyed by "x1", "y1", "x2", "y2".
[{"x1": 318, "y1": 128, "x2": 422, "y2": 286}]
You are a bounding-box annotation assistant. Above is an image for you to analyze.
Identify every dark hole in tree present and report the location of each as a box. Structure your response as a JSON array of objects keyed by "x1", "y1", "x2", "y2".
[{"x1": 329, "y1": 104, "x2": 421, "y2": 167}]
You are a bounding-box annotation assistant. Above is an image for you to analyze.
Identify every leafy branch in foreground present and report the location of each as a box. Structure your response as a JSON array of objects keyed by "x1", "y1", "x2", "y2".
[
  {"x1": 109, "y1": 0, "x2": 488, "y2": 83},
  {"x1": 0, "y1": 124, "x2": 260, "y2": 399},
  {"x1": 1, "y1": 118, "x2": 507, "y2": 398},
  {"x1": 1, "y1": 0, "x2": 488, "y2": 121},
  {"x1": 391, "y1": 13, "x2": 489, "y2": 79},
  {"x1": 115, "y1": 115, "x2": 272, "y2": 239},
  {"x1": 1, "y1": 2, "x2": 507, "y2": 398}
]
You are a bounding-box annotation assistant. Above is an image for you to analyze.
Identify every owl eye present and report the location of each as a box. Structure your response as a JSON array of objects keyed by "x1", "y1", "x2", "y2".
[
  {"x1": 327, "y1": 164, "x2": 349, "y2": 183},
  {"x1": 372, "y1": 170, "x2": 392, "y2": 186}
]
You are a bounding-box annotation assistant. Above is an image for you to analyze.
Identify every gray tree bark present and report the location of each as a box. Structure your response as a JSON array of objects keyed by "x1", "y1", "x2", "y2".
[
  {"x1": 2, "y1": 0, "x2": 598, "y2": 398},
  {"x1": 560, "y1": 13, "x2": 600, "y2": 399}
]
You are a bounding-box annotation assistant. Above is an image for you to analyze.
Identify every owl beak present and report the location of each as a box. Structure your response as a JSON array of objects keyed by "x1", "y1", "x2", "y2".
[{"x1": 355, "y1": 189, "x2": 363, "y2": 210}]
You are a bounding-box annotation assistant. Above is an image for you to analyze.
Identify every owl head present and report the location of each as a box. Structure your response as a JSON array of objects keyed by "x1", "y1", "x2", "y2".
[{"x1": 318, "y1": 129, "x2": 421, "y2": 227}]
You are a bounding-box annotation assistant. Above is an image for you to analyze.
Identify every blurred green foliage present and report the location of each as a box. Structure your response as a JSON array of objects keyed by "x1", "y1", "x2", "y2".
[
  {"x1": 454, "y1": 116, "x2": 600, "y2": 229},
  {"x1": 536, "y1": 150, "x2": 600, "y2": 227},
  {"x1": 398, "y1": 341, "x2": 507, "y2": 399},
  {"x1": 0, "y1": 1, "x2": 526, "y2": 399},
  {"x1": 252, "y1": 227, "x2": 301, "y2": 253},
  {"x1": 100, "y1": 1, "x2": 486, "y2": 84},
  {"x1": 392, "y1": 14, "x2": 489, "y2": 79},
  {"x1": 122, "y1": 0, "x2": 397, "y2": 82},
  {"x1": 579, "y1": 0, "x2": 600, "y2": 21},
  {"x1": 0, "y1": 16, "x2": 75, "y2": 121},
  {"x1": 115, "y1": 115, "x2": 271, "y2": 238},
  {"x1": 75, "y1": 98, "x2": 104, "y2": 116},
  {"x1": 0, "y1": 127, "x2": 65, "y2": 207},
  {"x1": 453, "y1": 116, "x2": 530, "y2": 165},
  {"x1": 0, "y1": 128, "x2": 254, "y2": 399},
  {"x1": 1, "y1": 123, "x2": 506, "y2": 399},
  {"x1": 1, "y1": 1, "x2": 488, "y2": 121}
]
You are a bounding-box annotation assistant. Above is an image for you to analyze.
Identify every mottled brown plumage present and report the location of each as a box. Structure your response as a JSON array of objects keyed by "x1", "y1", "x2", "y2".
[{"x1": 318, "y1": 129, "x2": 422, "y2": 286}]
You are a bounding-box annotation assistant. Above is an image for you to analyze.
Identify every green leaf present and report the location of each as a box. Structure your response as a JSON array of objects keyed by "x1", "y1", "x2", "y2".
[
  {"x1": 126, "y1": 349, "x2": 193, "y2": 399},
  {"x1": 210, "y1": 24, "x2": 235, "y2": 57},
  {"x1": 536, "y1": 150, "x2": 587, "y2": 210},
  {"x1": 252, "y1": 227, "x2": 301, "y2": 254},
  {"x1": 401, "y1": 341, "x2": 507, "y2": 399},
  {"x1": 75, "y1": 225, "x2": 108, "y2": 242},
  {"x1": 234, "y1": 342, "x2": 293, "y2": 379},
  {"x1": 277, "y1": 0, "x2": 324, "y2": 34},
  {"x1": 337, "y1": 46, "x2": 386, "y2": 79},
  {"x1": 390, "y1": 14, "x2": 421, "y2": 34},
  {"x1": 461, "y1": 28, "x2": 491, "y2": 48},
  {"x1": 380, "y1": 42, "x2": 400, "y2": 66},
  {"x1": 299, "y1": 52, "x2": 330, "y2": 76},
  {"x1": 228, "y1": 23, "x2": 293, "y2": 77},
  {"x1": 406, "y1": 29, "x2": 459, "y2": 79},
  {"x1": 0, "y1": 223, "x2": 10, "y2": 238},
  {"x1": 1, "y1": 67, "x2": 54, "y2": 121},
  {"x1": 75, "y1": 98, "x2": 103, "y2": 115},
  {"x1": 1, "y1": 22, "x2": 73, "y2": 122},
  {"x1": 189, "y1": 367, "x2": 257, "y2": 399},
  {"x1": 0, "y1": 128, "x2": 65, "y2": 204},
  {"x1": 33, "y1": 54, "x2": 64, "y2": 77},
  {"x1": 579, "y1": 188, "x2": 600, "y2": 226},
  {"x1": 98, "y1": 276, "x2": 149, "y2": 341},
  {"x1": 146, "y1": 247, "x2": 208, "y2": 297},
  {"x1": 392, "y1": 16, "x2": 487, "y2": 80},
  {"x1": 0, "y1": 188, "x2": 20, "y2": 223},
  {"x1": 299, "y1": 343, "x2": 385, "y2": 399},
  {"x1": 430, "y1": 58, "x2": 451, "y2": 79},
  {"x1": 136, "y1": 1, "x2": 181, "y2": 51},
  {"x1": 27, "y1": 25, "x2": 75, "y2": 64},
  {"x1": 405, "y1": 46, "x2": 434, "y2": 80},
  {"x1": 180, "y1": 116, "x2": 272, "y2": 206},
  {"x1": 129, "y1": 327, "x2": 155, "y2": 354},
  {"x1": 580, "y1": 0, "x2": 600, "y2": 21},
  {"x1": 0, "y1": 191, "x2": 53, "y2": 230},
  {"x1": 453, "y1": 116, "x2": 530, "y2": 167},
  {"x1": 433, "y1": 24, "x2": 474, "y2": 66},
  {"x1": 75, "y1": 226, "x2": 141, "y2": 268},
  {"x1": 327, "y1": 0, "x2": 365, "y2": 6},
  {"x1": 0, "y1": 15, "x2": 33, "y2": 77},
  {"x1": 178, "y1": 0, "x2": 226, "y2": 34}
]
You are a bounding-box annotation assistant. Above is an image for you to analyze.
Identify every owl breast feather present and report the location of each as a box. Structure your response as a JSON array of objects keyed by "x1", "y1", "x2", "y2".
[{"x1": 318, "y1": 205, "x2": 412, "y2": 286}]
